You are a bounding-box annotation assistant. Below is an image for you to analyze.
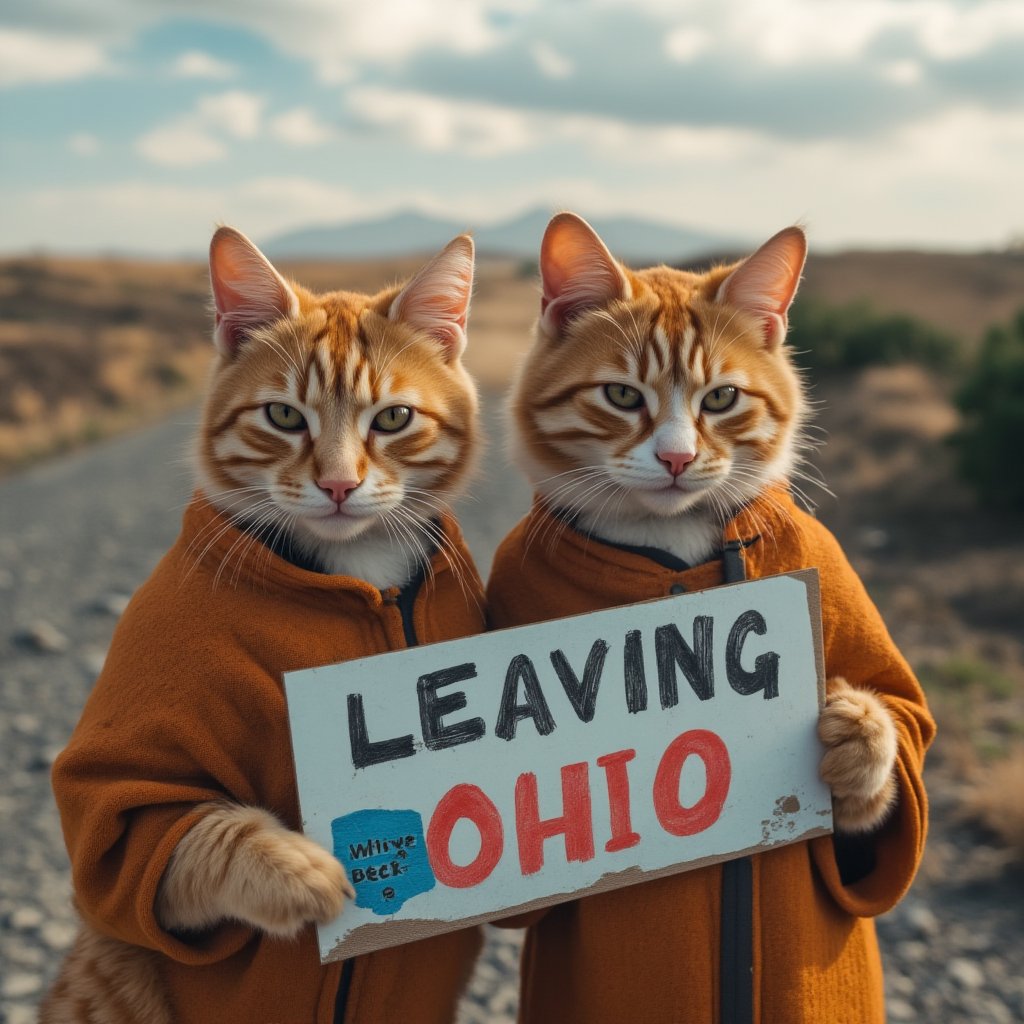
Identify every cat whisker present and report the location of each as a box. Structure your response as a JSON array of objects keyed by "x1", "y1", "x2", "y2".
[
  {"x1": 522, "y1": 470, "x2": 611, "y2": 554},
  {"x1": 393, "y1": 504, "x2": 483, "y2": 615},
  {"x1": 181, "y1": 497, "x2": 279, "y2": 587},
  {"x1": 214, "y1": 502, "x2": 284, "y2": 591}
]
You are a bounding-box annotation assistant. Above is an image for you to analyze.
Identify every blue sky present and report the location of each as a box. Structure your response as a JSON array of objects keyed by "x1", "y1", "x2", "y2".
[{"x1": 3, "y1": 0, "x2": 1024, "y2": 254}]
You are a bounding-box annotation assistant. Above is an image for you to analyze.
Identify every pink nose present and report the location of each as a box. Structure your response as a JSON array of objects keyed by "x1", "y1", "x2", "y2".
[
  {"x1": 657, "y1": 451, "x2": 696, "y2": 476},
  {"x1": 317, "y1": 479, "x2": 359, "y2": 503}
]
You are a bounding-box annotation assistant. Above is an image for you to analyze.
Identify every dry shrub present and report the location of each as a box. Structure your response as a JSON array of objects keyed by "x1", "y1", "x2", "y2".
[{"x1": 960, "y1": 744, "x2": 1024, "y2": 858}]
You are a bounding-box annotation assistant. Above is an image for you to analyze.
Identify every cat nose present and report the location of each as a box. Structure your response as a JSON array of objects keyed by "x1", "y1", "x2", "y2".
[
  {"x1": 657, "y1": 451, "x2": 696, "y2": 476},
  {"x1": 317, "y1": 479, "x2": 359, "y2": 503}
]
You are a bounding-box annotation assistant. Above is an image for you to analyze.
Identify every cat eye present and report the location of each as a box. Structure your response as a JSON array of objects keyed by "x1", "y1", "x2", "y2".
[
  {"x1": 604, "y1": 384, "x2": 644, "y2": 410},
  {"x1": 702, "y1": 386, "x2": 739, "y2": 413},
  {"x1": 372, "y1": 405, "x2": 413, "y2": 433},
  {"x1": 265, "y1": 402, "x2": 307, "y2": 431}
]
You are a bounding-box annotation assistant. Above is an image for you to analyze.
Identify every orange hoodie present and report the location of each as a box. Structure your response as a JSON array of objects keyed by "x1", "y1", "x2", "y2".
[
  {"x1": 51, "y1": 497, "x2": 486, "y2": 1024},
  {"x1": 487, "y1": 488, "x2": 934, "y2": 1024}
]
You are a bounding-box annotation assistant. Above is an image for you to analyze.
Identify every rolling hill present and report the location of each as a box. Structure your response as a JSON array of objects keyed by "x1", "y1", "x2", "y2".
[{"x1": 266, "y1": 207, "x2": 745, "y2": 263}]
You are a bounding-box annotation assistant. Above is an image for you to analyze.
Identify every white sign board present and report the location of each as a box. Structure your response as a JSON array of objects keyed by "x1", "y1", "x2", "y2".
[{"x1": 285, "y1": 569, "x2": 830, "y2": 962}]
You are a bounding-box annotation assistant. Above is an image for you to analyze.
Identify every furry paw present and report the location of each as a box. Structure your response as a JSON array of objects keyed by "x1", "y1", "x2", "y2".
[
  {"x1": 818, "y1": 677, "x2": 898, "y2": 833},
  {"x1": 157, "y1": 803, "x2": 354, "y2": 939},
  {"x1": 223, "y1": 820, "x2": 355, "y2": 938}
]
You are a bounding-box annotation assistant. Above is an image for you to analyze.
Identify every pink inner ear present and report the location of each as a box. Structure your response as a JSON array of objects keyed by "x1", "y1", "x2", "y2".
[
  {"x1": 717, "y1": 227, "x2": 807, "y2": 349},
  {"x1": 539, "y1": 214, "x2": 629, "y2": 338},
  {"x1": 389, "y1": 236, "x2": 474, "y2": 361},
  {"x1": 209, "y1": 228, "x2": 297, "y2": 356}
]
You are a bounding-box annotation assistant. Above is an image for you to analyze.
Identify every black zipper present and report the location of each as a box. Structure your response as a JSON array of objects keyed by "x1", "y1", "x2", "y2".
[
  {"x1": 393, "y1": 564, "x2": 425, "y2": 648},
  {"x1": 333, "y1": 959, "x2": 355, "y2": 1024},
  {"x1": 332, "y1": 565, "x2": 426, "y2": 1024},
  {"x1": 720, "y1": 857, "x2": 754, "y2": 1024}
]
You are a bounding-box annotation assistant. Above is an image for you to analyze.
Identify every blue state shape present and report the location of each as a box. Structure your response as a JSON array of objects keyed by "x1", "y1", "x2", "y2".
[{"x1": 331, "y1": 808, "x2": 436, "y2": 916}]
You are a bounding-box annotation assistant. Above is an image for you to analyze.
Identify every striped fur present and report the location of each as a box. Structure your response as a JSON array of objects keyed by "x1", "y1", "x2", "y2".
[
  {"x1": 511, "y1": 213, "x2": 898, "y2": 833},
  {"x1": 39, "y1": 924, "x2": 171, "y2": 1024},
  {"x1": 511, "y1": 214, "x2": 808, "y2": 567},
  {"x1": 41, "y1": 229, "x2": 480, "y2": 1022},
  {"x1": 195, "y1": 228, "x2": 480, "y2": 590}
]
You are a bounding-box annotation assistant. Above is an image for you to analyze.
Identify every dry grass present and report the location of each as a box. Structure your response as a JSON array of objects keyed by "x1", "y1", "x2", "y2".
[
  {"x1": 5, "y1": 246, "x2": 1024, "y2": 474},
  {"x1": 0, "y1": 255, "x2": 539, "y2": 472},
  {"x1": 0, "y1": 256, "x2": 212, "y2": 470},
  {"x1": 3, "y1": 245, "x2": 1024, "y2": 861},
  {"x1": 959, "y1": 745, "x2": 1024, "y2": 857}
]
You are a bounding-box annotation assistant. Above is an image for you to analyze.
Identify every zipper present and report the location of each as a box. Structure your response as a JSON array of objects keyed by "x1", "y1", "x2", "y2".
[
  {"x1": 719, "y1": 857, "x2": 754, "y2": 1024},
  {"x1": 333, "y1": 959, "x2": 355, "y2": 1024},
  {"x1": 393, "y1": 565, "x2": 424, "y2": 648},
  {"x1": 720, "y1": 537, "x2": 754, "y2": 1023},
  {"x1": 332, "y1": 565, "x2": 426, "y2": 1024}
]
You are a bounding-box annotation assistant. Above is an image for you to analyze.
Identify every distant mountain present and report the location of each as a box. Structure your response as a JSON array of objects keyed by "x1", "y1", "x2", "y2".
[{"x1": 266, "y1": 208, "x2": 746, "y2": 264}]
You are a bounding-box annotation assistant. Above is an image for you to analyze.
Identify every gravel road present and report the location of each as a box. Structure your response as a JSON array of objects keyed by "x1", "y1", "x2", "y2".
[{"x1": 1, "y1": 403, "x2": 1020, "y2": 1023}]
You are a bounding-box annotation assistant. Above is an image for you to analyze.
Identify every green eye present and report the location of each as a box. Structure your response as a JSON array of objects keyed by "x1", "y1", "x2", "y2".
[
  {"x1": 265, "y1": 403, "x2": 307, "y2": 431},
  {"x1": 702, "y1": 386, "x2": 738, "y2": 413},
  {"x1": 372, "y1": 405, "x2": 413, "y2": 433},
  {"x1": 604, "y1": 384, "x2": 644, "y2": 410}
]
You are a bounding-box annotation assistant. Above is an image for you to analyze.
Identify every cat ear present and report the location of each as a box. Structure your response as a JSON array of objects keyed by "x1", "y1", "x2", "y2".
[
  {"x1": 389, "y1": 235, "x2": 474, "y2": 362},
  {"x1": 209, "y1": 226, "x2": 299, "y2": 357},
  {"x1": 539, "y1": 212, "x2": 631, "y2": 339},
  {"x1": 716, "y1": 226, "x2": 807, "y2": 349}
]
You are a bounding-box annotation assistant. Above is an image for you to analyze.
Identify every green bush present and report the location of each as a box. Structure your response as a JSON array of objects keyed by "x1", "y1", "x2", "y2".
[
  {"x1": 953, "y1": 309, "x2": 1024, "y2": 511},
  {"x1": 788, "y1": 298, "x2": 961, "y2": 373}
]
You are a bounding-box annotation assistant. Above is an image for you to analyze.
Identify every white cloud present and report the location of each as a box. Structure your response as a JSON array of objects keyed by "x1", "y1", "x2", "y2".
[
  {"x1": 170, "y1": 49, "x2": 237, "y2": 79},
  {"x1": 913, "y1": 1, "x2": 1024, "y2": 59},
  {"x1": 67, "y1": 132, "x2": 100, "y2": 156},
  {"x1": 350, "y1": 87, "x2": 537, "y2": 156},
  {"x1": 880, "y1": 60, "x2": 924, "y2": 86},
  {"x1": 136, "y1": 90, "x2": 264, "y2": 166},
  {"x1": 348, "y1": 86, "x2": 756, "y2": 160},
  {"x1": 531, "y1": 42, "x2": 573, "y2": 79},
  {"x1": 9, "y1": 178, "x2": 370, "y2": 253},
  {"x1": 195, "y1": 90, "x2": 264, "y2": 139},
  {"x1": 664, "y1": 26, "x2": 710, "y2": 63},
  {"x1": 269, "y1": 107, "x2": 335, "y2": 146},
  {"x1": 638, "y1": 0, "x2": 1024, "y2": 66},
  {"x1": 4, "y1": 0, "x2": 516, "y2": 82},
  {"x1": 136, "y1": 123, "x2": 227, "y2": 167},
  {"x1": 0, "y1": 28, "x2": 110, "y2": 86},
  {"x1": 265, "y1": 0, "x2": 506, "y2": 80}
]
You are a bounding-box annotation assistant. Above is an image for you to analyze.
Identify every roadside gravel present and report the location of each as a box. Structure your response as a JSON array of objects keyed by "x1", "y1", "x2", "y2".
[{"x1": 1, "y1": 404, "x2": 1020, "y2": 1023}]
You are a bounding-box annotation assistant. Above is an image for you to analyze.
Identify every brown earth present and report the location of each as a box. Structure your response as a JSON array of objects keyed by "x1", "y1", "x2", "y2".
[
  {"x1": 1, "y1": 247, "x2": 1021, "y2": 1018},
  {"x1": 4, "y1": 248, "x2": 1024, "y2": 473}
]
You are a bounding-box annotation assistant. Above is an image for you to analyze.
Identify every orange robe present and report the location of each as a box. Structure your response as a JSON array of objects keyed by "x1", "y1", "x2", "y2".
[
  {"x1": 51, "y1": 497, "x2": 486, "y2": 1024},
  {"x1": 486, "y1": 488, "x2": 934, "y2": 1024}
]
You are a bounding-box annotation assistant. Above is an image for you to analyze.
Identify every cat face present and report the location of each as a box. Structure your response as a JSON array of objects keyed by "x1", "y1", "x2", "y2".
[
  {"x1": 196, "y1": 228, "x2": 478, "y2": 555},
  {"x1": 511, "y1": 214, "x2": 807, "y2": 531}
]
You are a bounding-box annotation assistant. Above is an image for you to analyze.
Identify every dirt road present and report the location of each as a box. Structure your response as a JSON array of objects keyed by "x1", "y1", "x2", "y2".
[{"x1": 1, "y1": 386, "x2": 1021, "y2": 1023}]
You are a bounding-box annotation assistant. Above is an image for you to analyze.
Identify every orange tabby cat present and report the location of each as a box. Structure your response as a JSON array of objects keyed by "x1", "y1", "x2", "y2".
[
  {"x1": 487, "y1": 213, "x2": 934, "y2": 1023},
  {"x1": 42, "y1": 229, "x2": 486, "y2": 1024}
]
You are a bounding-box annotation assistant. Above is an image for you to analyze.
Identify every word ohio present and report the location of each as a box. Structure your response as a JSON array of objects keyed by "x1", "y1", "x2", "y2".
[{"x1": 286, "y1": 571, "x2": 833, "y2": 962}]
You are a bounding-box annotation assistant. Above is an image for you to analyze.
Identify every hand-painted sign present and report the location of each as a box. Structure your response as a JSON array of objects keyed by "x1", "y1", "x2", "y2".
[{"x1": 285, "y1": 569, "x2": 831, "y2": 963}]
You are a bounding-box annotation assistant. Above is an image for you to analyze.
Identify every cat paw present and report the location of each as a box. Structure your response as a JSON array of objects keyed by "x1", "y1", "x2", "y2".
[
  {"x1": 818, "y1": 677, "x2": 898, "y2": 833},
  {"x1": 227, "y1": 825, "x2": 355, "y2": 938},
  {"x1": 157, "y1": 804, "x2": 354, "y2": 939}
]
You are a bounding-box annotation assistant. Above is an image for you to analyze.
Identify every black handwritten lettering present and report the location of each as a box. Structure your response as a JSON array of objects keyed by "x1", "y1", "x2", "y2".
[
  {"x1": 655, "y1": 617, "x2": 714, "y2": 707},
  {"x1": 726, "y1": 610, "x2": 780, "y2": 699},
  {"x1": 495, "y1": 654, "x2": 556, "y2": 741},
  {"x1": 417, "y1": 662, "x2": 485, "y2": 751},
  {"x1": 347, "y1": 693, "x2": 415, "y2": 769},
  {"x1": 550, "y1": 639, "x2": 610, "y2": 723},
  {"x1": 624, "y1": 629, "x2": 648, "y2": 713}
]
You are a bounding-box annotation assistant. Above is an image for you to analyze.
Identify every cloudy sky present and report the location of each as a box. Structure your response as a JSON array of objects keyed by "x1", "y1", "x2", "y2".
[{"x1": 3, "y1": 0, "x2": 1024, "y2": 254}]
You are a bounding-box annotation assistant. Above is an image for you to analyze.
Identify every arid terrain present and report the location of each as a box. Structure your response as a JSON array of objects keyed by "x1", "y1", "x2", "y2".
[
  {"x1": 1, "y1": 248, "x2": 1022, "y2": 1021},
  {"x1": 3, "y1": 247, "x2": 1024, "y2": 473}
]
